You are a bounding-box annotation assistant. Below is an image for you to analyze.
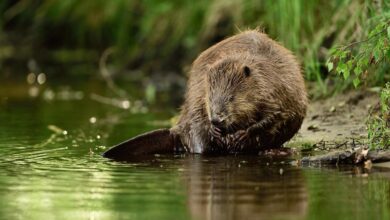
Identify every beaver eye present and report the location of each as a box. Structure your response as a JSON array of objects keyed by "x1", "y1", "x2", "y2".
[{"x1": 243, "y1": 66, "x2": 250, "y2": 77}]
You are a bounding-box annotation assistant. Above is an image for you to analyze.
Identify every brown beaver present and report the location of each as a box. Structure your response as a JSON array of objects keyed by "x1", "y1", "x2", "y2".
[{"x1": 103, "y1": 30, "x2": 307, "y2": 160}]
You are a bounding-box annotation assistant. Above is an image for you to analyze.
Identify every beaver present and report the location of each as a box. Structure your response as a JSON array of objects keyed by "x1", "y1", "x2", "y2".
[{"x1": 103, "y1": 30, "x2": 308, "y2": 160}]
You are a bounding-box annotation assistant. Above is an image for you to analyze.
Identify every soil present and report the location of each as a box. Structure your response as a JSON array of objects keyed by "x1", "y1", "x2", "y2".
[{"x1": 288, "y1": 89, "x2": 380, "y2": 149}]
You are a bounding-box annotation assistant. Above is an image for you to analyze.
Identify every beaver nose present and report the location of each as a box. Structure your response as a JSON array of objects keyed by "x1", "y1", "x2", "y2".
[{"x1": 211, "y1": 117, "x2": 224, "y2": 127}]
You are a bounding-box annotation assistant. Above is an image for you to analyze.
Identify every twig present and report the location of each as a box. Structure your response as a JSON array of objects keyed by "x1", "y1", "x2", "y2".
[
  {"x1": 99, "y1": 47, "x2": 129, "y2": 99},
  {"x1": 90, "y1": 93, "x2": 130, "y2": 109},
  {"x1": 339, "y1": 26, "x2": 388, "y2": 49}
]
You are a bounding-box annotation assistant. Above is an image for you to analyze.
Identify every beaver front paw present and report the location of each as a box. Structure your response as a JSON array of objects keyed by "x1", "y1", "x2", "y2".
[
  {"x1": 231, "y1": 130, "x2": 261, "y2": 151},
  {"x1": 209, "y1": 125, "x2": 226, "y2": 146}
]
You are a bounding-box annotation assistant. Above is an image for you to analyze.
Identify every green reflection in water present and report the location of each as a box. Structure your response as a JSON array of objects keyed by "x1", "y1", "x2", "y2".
[
  {"x1": 304, "y1": 168, "x2": 390, "y2": 220},
  {"x1": 0, "y1": 78, "x2": 389, "y2": 220}
]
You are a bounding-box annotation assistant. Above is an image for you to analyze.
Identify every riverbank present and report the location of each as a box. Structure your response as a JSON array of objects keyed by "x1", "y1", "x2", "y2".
[{"x1": 289, "y1": 89, "x2": 380, "y2": 150}]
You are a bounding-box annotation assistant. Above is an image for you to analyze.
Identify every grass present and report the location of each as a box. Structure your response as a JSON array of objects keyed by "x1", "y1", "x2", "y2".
[
  {"x1": 367, "y1": 83, "x2": 390, "y2": 149},
  {"x1": 0, "y1": 0, "x2": 388, "y2": 94}
]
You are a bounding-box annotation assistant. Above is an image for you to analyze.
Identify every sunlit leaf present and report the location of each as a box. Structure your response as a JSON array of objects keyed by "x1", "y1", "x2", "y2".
[
  {"x1": 353, "y1": 78, "x2": 360, "y2": 87},
  {"x1": 327, "y1": 61, "x2": 334, "y2": 72},
  {"x1": 343, "y1": 69, "x2": 350, "y2": 80},
  {"x1": 354, "y1": 66, "x2": 362, "y2": 76},
  {"x1": 373, "y1": 49, "x2": 381, "y2": 62},
  {"x1": 337, "y1": 62, "x2": 347, "y2": 76}
]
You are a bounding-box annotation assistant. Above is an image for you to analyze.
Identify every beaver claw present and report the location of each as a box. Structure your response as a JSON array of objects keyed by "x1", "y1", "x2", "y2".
[
  {"x1": 230, "y1": 130, "x2": 262, "y2": 151},
  {"x1": 210, "y1": 125, "x2": 222, "y2": 137},
  {"x1": 209, "y1": 125, "x2": 225, "y2": 146},
  {"x1": 210, "y1": 126, "x2": 262, "y2": 151}
]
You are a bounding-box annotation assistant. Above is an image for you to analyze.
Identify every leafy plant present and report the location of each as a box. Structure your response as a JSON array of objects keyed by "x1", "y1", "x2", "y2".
[
  {"x1": 326, "y1": 16, "x2": 390, "y2": 88},
  {"x1": 325, "y1": 3, "x2": 390, "y2": 149},
  {"x1": 367, "y1": 83, "x2": 390, "y2": 149}
]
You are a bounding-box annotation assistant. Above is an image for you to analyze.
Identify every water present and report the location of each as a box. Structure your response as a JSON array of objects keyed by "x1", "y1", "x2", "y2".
[{"x1": 0, "y1": 76, "x2": 390, "y2": 220}]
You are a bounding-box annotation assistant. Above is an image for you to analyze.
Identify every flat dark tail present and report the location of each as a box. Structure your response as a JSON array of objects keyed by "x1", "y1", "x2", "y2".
[{"x1": 102, "y1": 128, "x2": 183, "y2": 161}]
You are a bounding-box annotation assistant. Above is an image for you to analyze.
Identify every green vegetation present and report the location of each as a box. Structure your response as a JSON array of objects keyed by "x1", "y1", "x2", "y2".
[
  {"x1": 1, "y1": 0, "x2": 387, "y2": 88},
  {"x1": 327, "y1": 6, "x2": 390, "y2": 149},
  {"x1": 367, "y1": 83, "x2": 390, "y2": 149},
  {"x1": 327, "y1": 15, "x2": 390, "y2": 88}
]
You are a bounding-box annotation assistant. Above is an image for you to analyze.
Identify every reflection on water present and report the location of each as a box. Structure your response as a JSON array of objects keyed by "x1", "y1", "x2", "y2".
[
  {"x1": 183, "y1": 156, "x2": 307, "y2": 220},
  {"x1": 0, "y1": 78, "x2": 390, "y2": 220}
]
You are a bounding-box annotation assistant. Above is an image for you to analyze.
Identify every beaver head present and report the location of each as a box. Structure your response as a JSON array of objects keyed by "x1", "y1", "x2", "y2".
[{"x1": 205, "y1": 58, "x2": 260, "y2": 133}]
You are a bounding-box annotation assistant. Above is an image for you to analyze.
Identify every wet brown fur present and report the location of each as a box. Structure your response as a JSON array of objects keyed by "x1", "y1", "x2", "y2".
[{"x1": 171, "y1": 30, "x2": 308, "y2": 154}]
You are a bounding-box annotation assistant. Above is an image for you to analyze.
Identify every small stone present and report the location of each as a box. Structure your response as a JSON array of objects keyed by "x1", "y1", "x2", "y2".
[
  {"x1": 329, "y1": 106, "x2": 336, "y2": 112},
  {"x1": 337, "y1": 102, "x2": 345, "y2": 107},
  {"x1": 307, "y1": 124, "x2": 318, "y2": 130},
  {"x1": 311, "y1": 115, "x2": 319, "y2": 120}
]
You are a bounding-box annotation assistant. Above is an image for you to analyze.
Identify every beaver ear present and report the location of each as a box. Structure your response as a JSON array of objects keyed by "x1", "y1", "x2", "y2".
[{"x1": 243, "y1": 66, "x2": 251, "y2": 77}]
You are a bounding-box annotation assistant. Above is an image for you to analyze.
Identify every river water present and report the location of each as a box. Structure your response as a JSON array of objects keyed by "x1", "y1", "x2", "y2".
[{"x1": 0, "y1": 73, "x2": 389, "y2": 220}]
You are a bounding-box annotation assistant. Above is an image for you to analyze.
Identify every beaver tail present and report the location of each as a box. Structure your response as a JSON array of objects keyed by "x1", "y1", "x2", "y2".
[{"x1": 102, "y1": 128, "x2": 183, "y2": 161}]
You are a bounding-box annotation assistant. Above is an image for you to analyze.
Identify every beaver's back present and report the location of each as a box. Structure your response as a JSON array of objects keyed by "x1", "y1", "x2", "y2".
[
  {"x1": 193, "y1": 30, "x2": 300, "y2": 73},
  {"x1": 184, "y1": 30, "x2": 307, "y2": 118}
]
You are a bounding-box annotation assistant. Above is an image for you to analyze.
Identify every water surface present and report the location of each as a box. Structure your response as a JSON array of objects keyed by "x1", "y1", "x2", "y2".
[{"x1": 0, "y1": 75, "x2": 389, "y2": 220}]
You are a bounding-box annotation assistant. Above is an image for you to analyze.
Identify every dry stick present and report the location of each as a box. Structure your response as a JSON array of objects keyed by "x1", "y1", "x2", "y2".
[
  {"x1": 301, "y1": 147, "x2": 390, "y2": 165},
  {"x1": 367, "y1": 150, "x2": 390, "y2": 162},
  {"x1": 340, "y1": 27, "x2": 388, "y2": 50},
  {"x1": 99, "y1": 47, "x2": 129, "y2": 99}
]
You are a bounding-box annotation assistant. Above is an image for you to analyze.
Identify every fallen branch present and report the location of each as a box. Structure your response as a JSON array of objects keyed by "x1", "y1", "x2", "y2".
[
  {"x1": 300, "y1": 147, "x2": 390, "y2": 165},
  {"x1": 99, "y1": 47, "x2": 129, "y2": 99}
]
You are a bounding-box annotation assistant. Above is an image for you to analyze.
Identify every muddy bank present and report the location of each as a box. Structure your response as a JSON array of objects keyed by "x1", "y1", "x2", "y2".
[
  {"x1": 289, "y1": 89, "x2": 380, "y2": 148},
  {"x1": 286, "y1": 89, "x2": 390, "y2": 166}
]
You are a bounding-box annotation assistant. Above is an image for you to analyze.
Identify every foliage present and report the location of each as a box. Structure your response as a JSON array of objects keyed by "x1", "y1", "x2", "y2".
[
  {"x1": 325, "y1": 2, "x2": 390, "y2": 149},
  {"x1": 0, "y1": 0, "x2": 389, "y2": 95},
  {"x1": 326, "y1": 4, "x2": 390, "y2": 88},
  {"x1": 367, "y1": 83, "x2": 390, "y2": 149},
  {"x1": 0, "y1": 1, "x2": 354, "y2": 77}
]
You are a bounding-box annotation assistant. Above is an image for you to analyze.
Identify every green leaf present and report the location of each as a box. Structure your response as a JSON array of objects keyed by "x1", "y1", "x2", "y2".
[
  {"x1": 329, "y1": 47, "x2": 337, "y2": 55},
  {"x1": 354, "y1": 66, "x2": 362, "y2": 76},
  {"x1": 373, "y1": 49, "x2": 381, "y2": 62},
  {"x1": 346, "y1": 60, "x2": 353, "y2": 70},
  {"x1": 340, "y1": 50, "x2": 348, "y2": 59},
  {"x1": 327, "y1": 61, "x2": 334, "y2": 72},
  {"x1": 343, "y1": 69, "x2": 350, "y2": 80},
  {"x1": 353, "y1": 78, "x2": 360, "y2": 88},
  {"x1": 337, "y1": 62, "x2": 347, "y2": 75},
  {"x1": 362, "y1": 57, "x2": 369, "y2": 66}
]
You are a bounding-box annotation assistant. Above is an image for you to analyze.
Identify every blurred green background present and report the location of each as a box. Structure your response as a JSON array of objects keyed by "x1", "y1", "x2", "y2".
[
  {"x1": 0, "y1": 2, "x2": 390, "y2": 219},
  {"x1": 1, "y1": 0, "x2": 389, "y2": 97}
]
